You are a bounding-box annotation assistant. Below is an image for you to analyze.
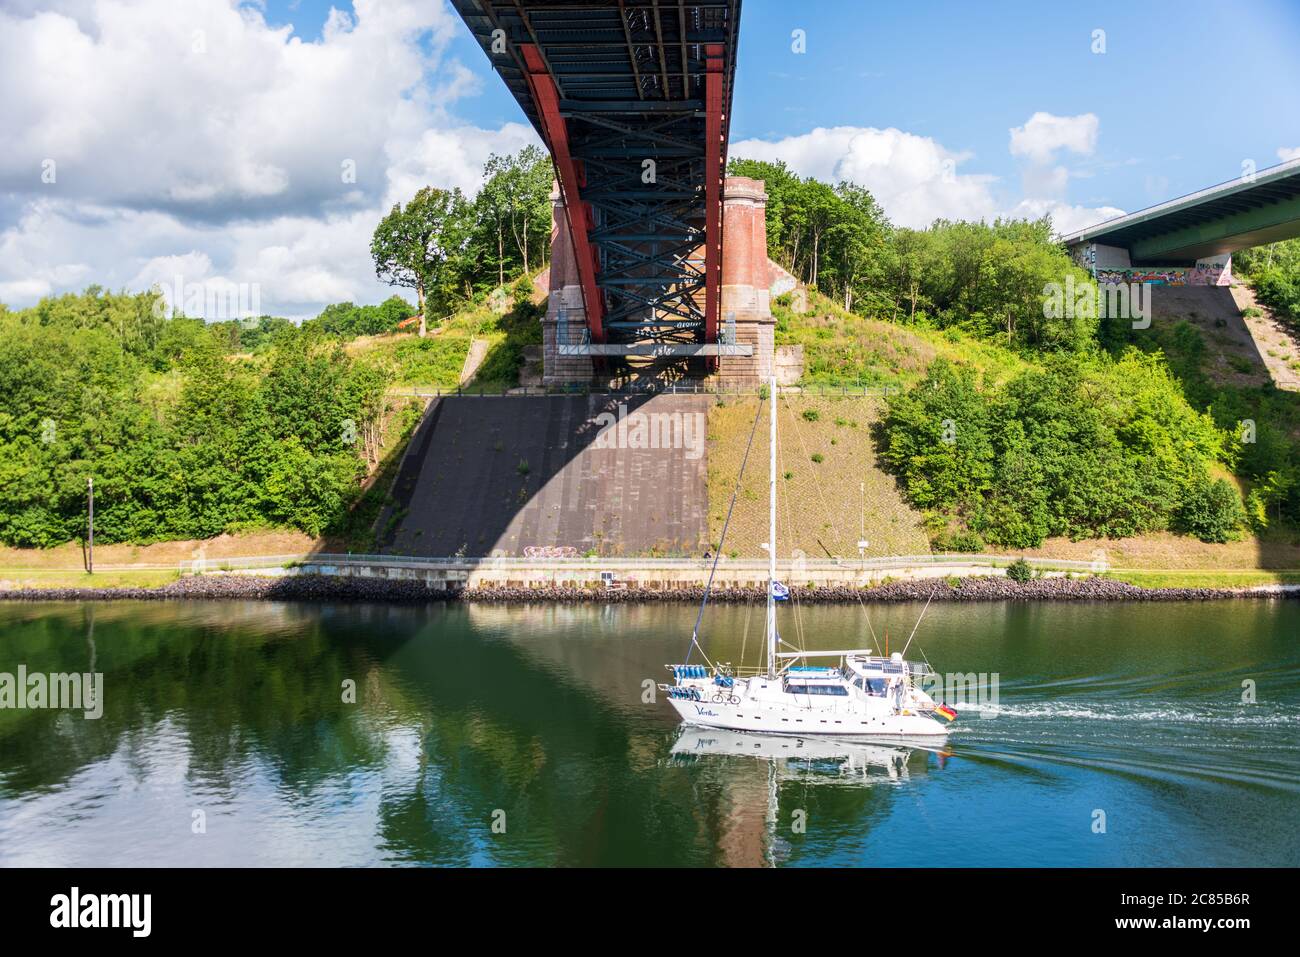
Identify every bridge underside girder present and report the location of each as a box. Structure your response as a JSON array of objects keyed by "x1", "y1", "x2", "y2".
[
  {"x1": 1128, "y1": 193, "x2": 1300, "y2": 264},
  {"x1": 452, "y1": 0, "x2": 740, "y2": 349},
  {"x1": 1065, "y1": 160, "x2": 1300, "y2": 266}
]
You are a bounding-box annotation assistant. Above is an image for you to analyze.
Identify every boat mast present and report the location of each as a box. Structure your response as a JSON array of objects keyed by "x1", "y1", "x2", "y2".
[{"x1": 766, "y1": 373, "x2": 777, "y2": 679}]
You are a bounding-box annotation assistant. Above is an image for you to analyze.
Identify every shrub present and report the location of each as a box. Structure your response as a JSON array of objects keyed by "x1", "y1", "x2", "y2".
[
  {"x1": 1176, "y1": 476, "x2": 1245, "y2": 543},
  {"x1": 932, "y1": 528, "x2": 985, "y2": 552},
  {"x1": 882, "y1": 352, "x2": 1225, "y2": 547},
  {"x1": 1006, "y1": 558, "x2": 1033, "y2": 583}
]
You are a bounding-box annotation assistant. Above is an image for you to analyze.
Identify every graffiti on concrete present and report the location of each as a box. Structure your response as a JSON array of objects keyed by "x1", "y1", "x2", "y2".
[
  {"x1": 1097, "y1": 268, "x2": 1186, "y2": 286},
  {"x1": 1188, "y1": 260, "x2": 1233, "y2": 286},
  {"x1": 523, "y1": 545, "x2": 580, "y2": 559},
  {"x1": 1096, "y1": 262, "x2": 1232, "y2": 287},
  {"x1": 1071, "y1": 244, "x2": 1097, "y2": 272}
]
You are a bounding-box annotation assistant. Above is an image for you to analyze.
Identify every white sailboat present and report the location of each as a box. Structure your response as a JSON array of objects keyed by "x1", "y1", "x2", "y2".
[{"x1": 661, "y1": 376, "x2": 953, "y2": 738}]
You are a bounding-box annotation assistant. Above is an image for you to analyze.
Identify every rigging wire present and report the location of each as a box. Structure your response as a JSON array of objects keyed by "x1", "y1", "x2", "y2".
[
  {"x1": 782, "y1": 394, "x2": 884, "y2": 656},
  {"x1": 777, "y1": 393, "x2": 815, "y2": 712},
  {"x1": 775, "y1": 413, "x2": 807, "y2": 660},
  {"x1": 901, "y1": 587, "x2": 937, "y2": 658},
  {"x1": 684, "y1": 394, "x2": 765, "y2": 665}
]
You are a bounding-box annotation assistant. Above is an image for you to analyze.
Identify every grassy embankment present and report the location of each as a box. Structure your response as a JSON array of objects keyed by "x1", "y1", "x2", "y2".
[
  {"x1": 707, "y1": 288, "x2": 1300, "y2": 576},
  {"x1": 0, "y1": 531, "x2": 318, "y2": 590},
  {"x1": 346, "y1": 281, "x2": 544, "y2": 392},
  {"x1": 1102, "y1": 569, "x2": 1300, "y2": 589},
  {"x1": 705, "y1": 290, "x2": 1025, "y2": 559}
]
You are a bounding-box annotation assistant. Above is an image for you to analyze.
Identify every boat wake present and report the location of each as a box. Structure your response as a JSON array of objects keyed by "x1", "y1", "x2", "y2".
[
  {"x1": 955, "y1": 699, "x2": 1300, "y2": 727},
  {"x1": 946, "y1": 696, "x2": 1300, "y2": 794}
]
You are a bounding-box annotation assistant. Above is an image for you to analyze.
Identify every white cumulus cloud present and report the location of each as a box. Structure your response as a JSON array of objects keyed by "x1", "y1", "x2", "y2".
[
  {"x1": 732, "y1": 116, "x2": 1123, "y2": 237},
  {"x1": 730, "y1": 126, "x2": 999, "y2": 228},
  {"x1": 0, "y1": 0, "x2": 542, "y2": 317},
  {"x1": 1009, "y1": 199, "x2": 1125, "y2": 236},
  {"x1": 1009, "y1": 112, "x2": 1100, "y2": 164}
]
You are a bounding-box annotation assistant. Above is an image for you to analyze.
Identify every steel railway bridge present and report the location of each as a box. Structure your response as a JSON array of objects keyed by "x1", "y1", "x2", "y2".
[{"x1": 452, "y1": 0, "x2": 741, "y2": 355}]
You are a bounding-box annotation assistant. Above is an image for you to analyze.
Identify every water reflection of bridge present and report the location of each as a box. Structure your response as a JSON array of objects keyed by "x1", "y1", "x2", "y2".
[
  {"x1": 1, "y1": 602, "x2": 950, "y2": 866},
  {"x1": 467, "y1": 603, "x2": 948, "y2": 866}
]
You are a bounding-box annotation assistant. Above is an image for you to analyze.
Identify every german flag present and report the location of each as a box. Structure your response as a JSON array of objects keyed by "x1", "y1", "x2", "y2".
[{"x1": 934, "y1": 704, "x2": 958, "y2": 722}]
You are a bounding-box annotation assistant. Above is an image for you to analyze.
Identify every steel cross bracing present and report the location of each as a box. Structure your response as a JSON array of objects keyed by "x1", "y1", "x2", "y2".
[{"x1": 452, "y1": 0, "x2": 741, "y2": 351}]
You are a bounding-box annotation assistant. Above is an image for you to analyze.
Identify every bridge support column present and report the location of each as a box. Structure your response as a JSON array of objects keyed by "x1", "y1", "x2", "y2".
[
  {"x1": 714, "y1": 177, "x2": 774, "y2": 387},
  {"x1": 1192, "y1": 253, "x2": 1233, "y2": 286},
  {"x1": 543, "y1": 183, "x2": 594, "y2": 386}
]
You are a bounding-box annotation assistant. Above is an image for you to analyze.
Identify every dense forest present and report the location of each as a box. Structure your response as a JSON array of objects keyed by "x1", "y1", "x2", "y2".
[
  {"x1": 729, "y1": 158, "x2": 1097, "y2": 352},
  {"x1": 0, "y1": 287, "x2": 397, "y2": 548},
  {"x1": 878, "y1": 353, "x2": 1242, "y2": 548}
]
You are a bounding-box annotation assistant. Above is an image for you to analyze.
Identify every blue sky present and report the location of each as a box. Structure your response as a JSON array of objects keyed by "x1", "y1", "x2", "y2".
[
  {"x1": 262, "y1": 0, "x2": 1300, "y2": 217},
  {"x1": 731, "y1": 0, "x2": 1300, "y2": 211},
  {"x1": 2, "y1": 0, "x2": 1297, "y2": 315}
]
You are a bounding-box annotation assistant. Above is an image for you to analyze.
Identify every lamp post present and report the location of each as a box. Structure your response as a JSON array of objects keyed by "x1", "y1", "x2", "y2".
[{"x1": 87, "y1": 476, "x2": 94, "y2": 575}]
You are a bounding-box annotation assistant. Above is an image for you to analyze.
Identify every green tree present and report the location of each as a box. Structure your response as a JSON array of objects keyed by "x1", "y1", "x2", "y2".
[
  {"x1": 883, "y1": 350, "x2": 1229, "y2": 548},
  {"x1": 879, "y1": 359, "x2": 995, "y2": 511},
  {"x1": 371, "y1": 186, "x2": 474, "y2": 337},
  {"x1": 1235, "y1": 239, "x2": 1300, "y2": 329},
  {"x1": 825, "y1": 182, "x2": 890, "y2": 312},
  {"x1": 475, "y1": 146, "x2": 553, "y2": 288},
  {"x1": 885, "y1": 229, "x2": 934, "y2": 323}
]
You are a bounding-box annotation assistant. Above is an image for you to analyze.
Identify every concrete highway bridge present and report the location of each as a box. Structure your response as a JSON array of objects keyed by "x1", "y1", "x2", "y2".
[{"x1": 1064, "y1": 157, "x2": 1300, "y2": 285}]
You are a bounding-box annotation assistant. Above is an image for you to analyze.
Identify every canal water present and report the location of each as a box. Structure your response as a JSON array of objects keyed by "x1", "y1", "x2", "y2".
[{"x1": 1, "y1": 600, "x2": 1296, "y2": 867}]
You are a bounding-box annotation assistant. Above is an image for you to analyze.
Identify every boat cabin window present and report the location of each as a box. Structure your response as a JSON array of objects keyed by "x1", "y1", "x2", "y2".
[
  {"x1": 866, "y1": 678, "x2": 887, "y2": 696},
  {"x1": 784, "y1": 682, "x2": 848, "y2": 696}
]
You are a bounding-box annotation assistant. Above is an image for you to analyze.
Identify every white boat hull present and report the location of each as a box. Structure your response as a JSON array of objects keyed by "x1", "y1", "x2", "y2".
[{"x1": 666, "y1": 683, "x2": 948, "y2": 738}]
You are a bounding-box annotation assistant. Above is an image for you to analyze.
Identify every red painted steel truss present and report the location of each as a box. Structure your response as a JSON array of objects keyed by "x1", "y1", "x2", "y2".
[{"x1": 453, "y1": 0, "x2": 740, "y2": 354}]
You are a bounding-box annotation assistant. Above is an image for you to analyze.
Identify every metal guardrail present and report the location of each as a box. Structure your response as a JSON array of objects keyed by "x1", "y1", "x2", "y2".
[
  {"x1": 0, "y1": 563, "x2": 183, "y2": 573},
  {"x1": 180, "y1": 552, "x2": 1101, "y2": 575},
  {"x1": 558, "y1": 343, "x2": 754, "y2": 357},
  {"x1": 386, "y1": 384, "x2": 900, "y2": 399}
]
